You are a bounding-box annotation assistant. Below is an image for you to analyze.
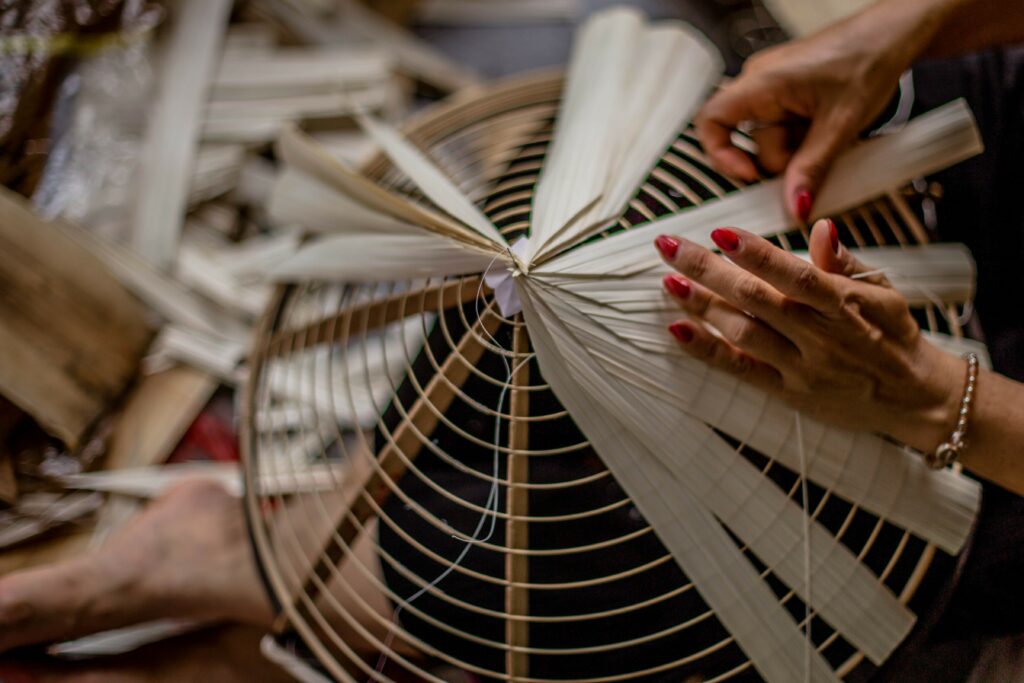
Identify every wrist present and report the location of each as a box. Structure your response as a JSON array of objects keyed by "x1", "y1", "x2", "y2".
[{"x1": 888, "y1": 341, "x2": 966, "y2": 453}]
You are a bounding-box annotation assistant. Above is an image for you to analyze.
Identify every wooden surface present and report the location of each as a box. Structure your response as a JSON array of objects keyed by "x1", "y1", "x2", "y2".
[
  {"x1": 103, "y1": 366, "x2": 218, "y2": 473},
  {"x1": 0, "y1": 186, "x2": 153, "y2": 450}
]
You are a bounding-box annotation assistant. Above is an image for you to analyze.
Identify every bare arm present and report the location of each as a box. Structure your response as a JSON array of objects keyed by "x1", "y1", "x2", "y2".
[
  {"x1": 958, "y1": 368, "x2": 1024, "y2": 493},
  {"x1": 695, "y1": 0, "x2": 1024, "y2": 220},
  {"x1": 924, "y1": 0, "x2": 1024, "y2": 58}
]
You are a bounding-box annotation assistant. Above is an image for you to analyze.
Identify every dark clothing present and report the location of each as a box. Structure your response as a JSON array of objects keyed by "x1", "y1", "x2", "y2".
[{"x1": 878, "y1": 48, "x2": 1024, "y2": 681}]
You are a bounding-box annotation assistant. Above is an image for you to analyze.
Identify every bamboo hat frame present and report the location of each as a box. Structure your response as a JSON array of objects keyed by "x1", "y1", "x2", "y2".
[{"x1": 242, "y1": 11, "x2": 985, "y2": 682}]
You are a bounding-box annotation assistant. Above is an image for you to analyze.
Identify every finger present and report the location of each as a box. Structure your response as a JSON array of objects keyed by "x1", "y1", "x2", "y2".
[
  {"x1": 667, "y1": 320, "x2": 783, "y2": 392},
  {"x1": 657, "y1": 233, "x2": 818, "y2": 335},
  {"x1": 808, "y1": 218, "x2": 891, "y2": 286},
  {"x1": 750, "y1": 125, "x2": 796, "y2": 176},
  {"x1": 783, "y1": 108, "x2": 861, "y2": 222},
  {"x1": 695, "y1": 114, "x2": 760, "y2": 182},
  {"x1": 663, "y1": 274, "x2": 800, "y2": 369},
  {"x1": 695, "y1": 83, "x2": 787, "y2": 183},
  {"x1": 701, "y1": 227, "x2": 845, "y2": 315}
]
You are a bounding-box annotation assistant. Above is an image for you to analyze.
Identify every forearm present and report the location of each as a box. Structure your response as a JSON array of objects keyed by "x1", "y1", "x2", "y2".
[
  {"x1": 922, "y1": 0, "x2": 1024, "y2": 58},
  {"x1": 958, "y1": 369, "x2": 1024, "y2": 495},
  {"x1": 859, "y1": 0, "x2": 1024, "y2": 61},
  {"x1": 822, "y1": 0, "x2": 1024, "y2": 75}
]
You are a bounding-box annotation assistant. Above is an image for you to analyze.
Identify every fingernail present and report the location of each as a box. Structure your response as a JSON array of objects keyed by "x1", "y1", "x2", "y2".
[
  {"x1": 668, "y1": 322, "x2": 693, "y2": 344},
  {"x1": 795, "y1": 187, "x2": 813, "y2": 223},
  {"x1": 828, "y1": 219, "x2": 840, "y2": 255},
  {"x1": 663, "y1": 274, "x2": 691, "y2": 299},
  {"x1": 710, "y1": 228, "x2": 740, "y2": 252},
  {"x1": 654, "y1": 235, "x2": 680, "y2": 260}
]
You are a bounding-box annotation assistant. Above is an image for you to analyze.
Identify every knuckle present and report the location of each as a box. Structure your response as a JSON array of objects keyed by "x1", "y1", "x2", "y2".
[
  {"x1": 734, "y1": 277, "x2": 767, "y2": 308},
  {"x1": 691, "y1": 290, "x2": 712, "y2": 317},
  {"x1": 837, "y1": 292, "x2": 862, "y2": 319},
  {"x1": 793, "y1": 264, "x2": 820, "y2": 295},
  {"x1": 731, "y1": 319, "x2": 760, "y2": 347},
  {"x1": 799, "y1": 160, "x2": 827, "y2": 184},
  {"x1": 865, "y1": 325, "x2": 886, "y2": 345},
  {"x1": 713, "y1": 344, "x2": 739, "y2": 372},
  {"x1": 754, "y1": 247, "x2": 775, "y2": 274},
  {"x1": 682, "y1": 248, "x2": 711, "y2": 280},
  {"x1": 731, "y1": 352, "x2": 754, "y2": 375},
  {"x1": 704, "y1": 338, "x2": 723, "y2": 363}
]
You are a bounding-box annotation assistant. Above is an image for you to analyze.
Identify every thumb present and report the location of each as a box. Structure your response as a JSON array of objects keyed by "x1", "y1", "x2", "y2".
[
  {"x1": 809, "y1": 218, "x2": 891, "y2": 287},
  {"x1": 783, "y1": 109, "x2": 858, "y2": 222}
]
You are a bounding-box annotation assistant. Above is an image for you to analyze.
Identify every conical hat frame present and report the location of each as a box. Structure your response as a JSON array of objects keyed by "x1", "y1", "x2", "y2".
[{"x1": 242, "y1": 70, "x2": 967, "y2": 682}]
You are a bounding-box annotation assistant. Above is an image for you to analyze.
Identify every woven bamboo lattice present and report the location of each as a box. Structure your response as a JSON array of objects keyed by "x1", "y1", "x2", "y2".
[{"x1": 242, "y1": 67, "x2": 982, "y2": 682}]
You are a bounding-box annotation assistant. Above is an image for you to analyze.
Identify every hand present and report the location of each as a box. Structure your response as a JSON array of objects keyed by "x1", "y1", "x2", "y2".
[
  {"x1": 694, "y1": 0, "x2": 954, "y2": 219},
  {"x1": 654, "y1": 220, "x2": 964, "y2": 453},
  {"x1": 0, "y1": 481, "x2": 273, "y2": 655}
]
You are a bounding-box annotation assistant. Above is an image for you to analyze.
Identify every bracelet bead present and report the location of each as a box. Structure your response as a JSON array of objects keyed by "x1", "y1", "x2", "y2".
[{"x1": 925, "y1": 352, "x2": 978, "y2": 470}]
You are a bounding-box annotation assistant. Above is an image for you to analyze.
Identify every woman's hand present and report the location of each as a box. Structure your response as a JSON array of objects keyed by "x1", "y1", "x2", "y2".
[
  {"x1": 654, "y1": 220, "x2": 965, "y2": 453},
  {"x1": 694, "y1": 0, "x2": 960, "y2": 220}
]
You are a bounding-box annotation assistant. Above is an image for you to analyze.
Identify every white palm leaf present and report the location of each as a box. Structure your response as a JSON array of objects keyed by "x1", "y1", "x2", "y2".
[{"x1": 538, "y1": 99, "x2": 982, "y2": 278}]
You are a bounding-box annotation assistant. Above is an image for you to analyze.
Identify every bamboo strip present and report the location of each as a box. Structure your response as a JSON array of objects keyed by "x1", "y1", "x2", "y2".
[
  {"x1": 506, "y1": 323, "x2": 531, "y2": 680},
  {"x1": 541, "y1": 99, "x2": 982, "y2": 276},
  {"x1": 132, "y1": 0, "x2": 231, "y2": 268},
  {"x1": 264, "y1": 277, "x2": 481, "y2": 358}
]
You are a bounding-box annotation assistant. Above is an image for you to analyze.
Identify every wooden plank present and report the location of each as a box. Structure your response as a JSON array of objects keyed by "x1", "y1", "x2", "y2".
[
  {"x1": 274, "y1": 314, "x2": 502, "y2": 632},
  {"x1": 52, "y1": 210, "x2": 251, "y2": 346},
  {"x1": 0, "y1": 186, "x2": 153, "y2": 450},
  {"x1": 88, "y1": 365, "x2": 218, "y2": 547},
  {"x1": 132, "y1": 0, "x2": 232, "y2": 269},
  {"x1": 103, "y1": 366, "x2": 218, "y2": 473},
  {"x1": 505, "y1": 322, "x2": 530, "y2": 680}
]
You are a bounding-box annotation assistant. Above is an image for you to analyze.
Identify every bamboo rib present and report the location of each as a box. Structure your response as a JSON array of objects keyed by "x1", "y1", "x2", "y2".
[
  {"x1": 264, "y1": 277, "x2": 480, "y2": 358},
  {"x1": 506, "y1": 323, "x2": 531, "y2": 679}
]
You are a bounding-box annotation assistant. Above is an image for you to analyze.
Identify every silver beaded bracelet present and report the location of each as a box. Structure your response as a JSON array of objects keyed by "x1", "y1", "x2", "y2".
[{"x1": 925, "y1": 352, "x2": 979, "y2": 470}]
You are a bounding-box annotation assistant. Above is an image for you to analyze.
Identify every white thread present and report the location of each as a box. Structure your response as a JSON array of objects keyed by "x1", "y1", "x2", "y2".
[
  {"x1": 371, "y1": 260, "x2": 533, "y2": 679},
  {"x1": 849, "y1": 268, "x2": 889, "y2": 281},
  {"x1": 793, "y1": 411, "x2": 813, "y2": 683},
  {"x1": 871, "y1": 70, "x2": 915, "y2": 136},
  {"x1": 262, "y1": 635, "x2": 334, "y2": 683}
]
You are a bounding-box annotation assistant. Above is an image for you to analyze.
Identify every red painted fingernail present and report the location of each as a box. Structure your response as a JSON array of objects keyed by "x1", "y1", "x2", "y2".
[
  {"x1": 795, "y1": 187, "x2": 813, "y2": 223},
  {"x1": 663, "y1": 274, "x2": 691, "y2": 299},
  {"x1": 668, "y1": 322, "x2": 693, "y2": 344},
  {"x1": 655, "y1": 235, "x2": 680, "y2": 260},
  {"x1": 711, "y1": 228, "x2": 740, "y2": 252},
  {"x1": 828, "y1": 219, "x2": 840, "y2": 255}
]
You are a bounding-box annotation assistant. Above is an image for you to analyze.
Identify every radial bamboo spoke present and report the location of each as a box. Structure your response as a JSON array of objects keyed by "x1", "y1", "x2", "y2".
[
  {"x1": 264, "y1": 276, "x2": 481, "y2": 358},
  {"x1": 505, "y1": 322, "x2": 531, "y2": 680}
]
